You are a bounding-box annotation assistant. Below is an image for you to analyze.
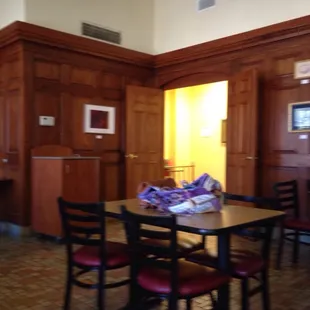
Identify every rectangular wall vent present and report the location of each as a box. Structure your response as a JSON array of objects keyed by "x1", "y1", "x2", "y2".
[
  {"x1": 198, "y1": 0, "x2": 216, "y2": 11},
  {"x1": 81, "y1": 22, "x2": 121, "y2": 45}
]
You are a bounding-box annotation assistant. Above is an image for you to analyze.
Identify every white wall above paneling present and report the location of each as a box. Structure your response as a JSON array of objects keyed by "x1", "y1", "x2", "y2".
[
  {"x1": 24, "y1": 0, "x2": 154, "y2": 54},
  {"x1": 1, "y1": 0, "x2": 310, "y2": 55},
  {"x1": 154, "y1": 0, "x2": 310, "y2": 54},
  {"x1": 0, "y1": 0, "x2": 25, "y2": 29}
]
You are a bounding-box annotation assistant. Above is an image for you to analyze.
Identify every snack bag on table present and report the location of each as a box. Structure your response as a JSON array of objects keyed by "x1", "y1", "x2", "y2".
[{"x1": 137, "y1": 173, "x2": 223, "y2": 215}]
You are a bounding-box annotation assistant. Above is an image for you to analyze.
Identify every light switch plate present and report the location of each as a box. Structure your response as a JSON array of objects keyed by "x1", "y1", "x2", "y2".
[
  {"x1": 299, "y1": 134, "x2": 308, "y2": 140},
  {"x1": 39, "y1": 116, "x2": 55, "y2": 126},
  {"x1": 200, "y1": 127, "x2": 212, "y2": 137}
]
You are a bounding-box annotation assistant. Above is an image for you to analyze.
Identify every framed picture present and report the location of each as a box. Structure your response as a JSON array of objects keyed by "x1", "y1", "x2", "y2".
[
  {"x1": 84, "y1": 104, "x2": 115, "y2": 134},
  {"x1": 288, "y1": 101, "x2": 310, "y2": 132},
  {"x1": 221, "y1": 119, "x2": 227, "y2": 143},
  {"x1": 294, "y1": 60, "x2": 310, "y2": 79}
]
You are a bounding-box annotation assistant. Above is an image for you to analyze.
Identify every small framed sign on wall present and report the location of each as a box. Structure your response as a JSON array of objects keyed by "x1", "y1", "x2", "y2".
[
  {"x1": 288, "y1": 101, "x2": 310, "y2": 132},
  {"x1": 294, "y1": 60, "x2": 310, "y2": 79},
  {"x1": 84, "y1": 104, "x2": 115, "y2": 134}
]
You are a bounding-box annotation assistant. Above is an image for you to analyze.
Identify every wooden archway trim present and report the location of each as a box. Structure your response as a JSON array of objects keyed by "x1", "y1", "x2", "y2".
[{"x1": 158, "y1": 71, "x2": 229, "y2": 90}]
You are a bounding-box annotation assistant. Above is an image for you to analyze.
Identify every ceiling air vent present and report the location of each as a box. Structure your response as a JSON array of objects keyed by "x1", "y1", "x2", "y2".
[
  {"x1": 197, "y1": 0, "x2": 216, "y2": 11},
  {"x1": 81, "y1": 22, "x2": 121, "y2": 45}
]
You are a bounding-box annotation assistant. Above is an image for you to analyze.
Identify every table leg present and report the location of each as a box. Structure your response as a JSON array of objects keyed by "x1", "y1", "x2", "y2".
[{"x1": 217, "y1": 232, "x2": 231, "y2": 310}]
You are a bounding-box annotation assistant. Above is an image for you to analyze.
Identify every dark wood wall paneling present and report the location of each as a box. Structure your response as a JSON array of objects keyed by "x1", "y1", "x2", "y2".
[
  {"x1": 0, "y1": 22, "x2": 154, "y2": 226},
  {"x1": 155, "y1": 15, "x2": 310, "y2": 220},
  {"x1": 2, "y1": 16, "x2": 310, "y2": 226},
  {"x1": 0, "y1": 42, "x2": 27, "y2": 225}
]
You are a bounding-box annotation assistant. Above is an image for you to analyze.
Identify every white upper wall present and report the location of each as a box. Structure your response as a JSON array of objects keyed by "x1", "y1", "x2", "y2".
[
  {"x1": 24, "y1": 0, "x2": 154, "y2": 54},
  {"x1": 1, "y1": 0, "x2": 310, "y2": 55},
  {"x1": 0, "y1": 0, "x2": 25, "y2": 29},
  {"x1": 154, "y1": 0, "x2": 310, "y2": 54}
]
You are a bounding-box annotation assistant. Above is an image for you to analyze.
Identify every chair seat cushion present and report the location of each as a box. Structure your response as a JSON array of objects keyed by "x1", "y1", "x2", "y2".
[
  {"x1": 284, "y1": 218, "x2": 310, "y2": 231},
  {"x1": 73, "y1": 241, "x2": 130, "y2": 268},
  {"x1": 142, "y1": 235, "x2": 203, "y2": 255},
  {"x1": 186, "y1": 249, "x2": 265, "y2": 278},
  {"x1": 137, "y1": 260, "x2": 230, "y2": 297}
]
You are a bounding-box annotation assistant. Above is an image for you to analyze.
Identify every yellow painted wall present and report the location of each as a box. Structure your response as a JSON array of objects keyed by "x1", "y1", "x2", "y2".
[
  {"x1": 164, "y1": 81, "x2": 228, "y2": 188},
  {"x1": 164, "y1": 90, "x2": 176, "y2": 162}
]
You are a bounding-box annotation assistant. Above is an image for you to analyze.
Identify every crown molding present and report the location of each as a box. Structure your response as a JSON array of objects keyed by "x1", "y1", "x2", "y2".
[
  {"x1": 1, "y1": 15, "x2": 310, "y2": 71},
  {"x1": 0, "y1": 21, "x2": 154, "y2": 68},
  {"x1": 155, "y1": 15, "x2": 310, "y2": 68}
]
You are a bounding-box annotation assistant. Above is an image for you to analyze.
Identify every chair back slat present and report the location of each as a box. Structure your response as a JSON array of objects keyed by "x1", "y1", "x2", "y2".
[
  {"x1": 140, "y1": 228, "x2": 172, "y2": 240},
  {"x1": 278, "y1": 196, "x2": 294, "y2": 204},
  {"x1": 70, "y1": 236, "x2": 101, "y2": 246},
  {"x1": 139, "y1": 243, "x2": 173, "y2": 260},
  {"x1": 273, "y1": 180, "x2": 299, "y2": 217},
  {"x1": 65, "y1": 212, "x2": 100, "y2": 223},
  {"x1": 69, "y1": 225, "x2": 101, "y2": 235},
  {"x1": 277, "y1": 188, "x2": 295, "y2": 195}
]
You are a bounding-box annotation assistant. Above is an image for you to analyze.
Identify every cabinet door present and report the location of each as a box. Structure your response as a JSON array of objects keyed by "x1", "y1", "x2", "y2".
[{"x1": 62, "y1": 159, "x2": 100, "y2": 202}]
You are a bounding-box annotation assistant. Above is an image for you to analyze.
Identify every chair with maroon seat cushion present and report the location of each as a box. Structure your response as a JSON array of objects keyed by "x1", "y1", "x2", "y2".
[
  {"x1": 273, "y1": 180, "x2": 310, "y2": 269},
  {"x1": 121, "y1": 206, "x2": 230, "y2": 310},
  {"x1": 186, "y1": 194, "x2": 275, "y2": 310},
  {"x1": 58, "y1": 198, "x2": 130, "y2": 310}
]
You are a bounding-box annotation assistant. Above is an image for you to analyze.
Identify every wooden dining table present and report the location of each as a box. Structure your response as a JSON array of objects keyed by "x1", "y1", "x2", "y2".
[{"x1": 106, "y1": 199, "x2": 285, "y2": 310}]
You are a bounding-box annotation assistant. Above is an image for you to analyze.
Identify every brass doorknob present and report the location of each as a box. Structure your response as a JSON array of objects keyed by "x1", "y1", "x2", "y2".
[
  {"x1": 245, "y1": 156, "x2": 258, "y2": 160},
  {"x1": 125, "y1": 154, "x2": 138, "y2": 159}
]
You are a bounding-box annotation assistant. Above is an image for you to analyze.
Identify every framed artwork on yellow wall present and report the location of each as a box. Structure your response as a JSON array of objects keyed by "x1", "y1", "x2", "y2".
[{"x1": 221, "y1": 119, "x2": 227, "y2": 143}]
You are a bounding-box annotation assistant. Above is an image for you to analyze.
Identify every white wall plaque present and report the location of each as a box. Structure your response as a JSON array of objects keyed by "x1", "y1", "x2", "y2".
[{"x1": 294, "y1": 60, "x2": 310, "y2": 79}]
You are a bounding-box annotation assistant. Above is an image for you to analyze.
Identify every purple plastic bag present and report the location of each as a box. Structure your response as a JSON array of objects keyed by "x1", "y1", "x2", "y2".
[{"x1": 137, "y1": 174, "x2": 222, "y2": 214}]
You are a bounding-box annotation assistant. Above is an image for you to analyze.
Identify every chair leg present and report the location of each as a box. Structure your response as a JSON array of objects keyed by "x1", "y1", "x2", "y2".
[
  {"x1": 168, "y1": 295, "x2": 178, "y2": 310},
  {"x1": 97, "y1": 267, "x2": 105, "y2": 310},
  {"x1": 202, "y1": 235, "x2": 207, "y2": 248},
  {"x1": 64, "y1": 267, "x2": 73, "y2": 310},
  {"x1": 241, "y1": 278, "x2": 250, "y2": 310},
  {"x1": 186, "y1": 299, "x2": 192, "y2": 310},
  {"x1": 293, "y1": 230, "x2": 299, "y2": 264},
  {"x1": 261, "y1": 269, "x2": 270, "y2": 310},
  {"x1": 276, "y1": 225, "x2": 285, "y2": 270},
  {"x1": 209, "y1": 292, "x2": 217, "y2": 309}
]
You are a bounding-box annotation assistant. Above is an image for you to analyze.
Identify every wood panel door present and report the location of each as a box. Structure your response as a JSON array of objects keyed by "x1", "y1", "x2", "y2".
[
  {"x1": 125, "y1": 86, "x2": 164, "y2": 198},
  {"x1": 226, "y1": 69, "x2": 259, "y2": 196}
]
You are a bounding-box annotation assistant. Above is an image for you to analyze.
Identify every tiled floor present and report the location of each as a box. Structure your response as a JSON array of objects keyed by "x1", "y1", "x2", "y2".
[{"x1": 1, "y1": 222, "x2": 310, "y2": 310}]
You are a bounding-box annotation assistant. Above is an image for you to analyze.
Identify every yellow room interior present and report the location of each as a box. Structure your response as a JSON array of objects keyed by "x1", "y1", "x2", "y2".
[{"x1": 164, "y1": 81, "x2": 228, "y2": 189}]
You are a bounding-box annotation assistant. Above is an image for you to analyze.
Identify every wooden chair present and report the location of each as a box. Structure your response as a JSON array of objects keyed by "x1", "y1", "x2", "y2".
[
  {"x1": 121, "y1": 206, "x2": 231, "y2": 310},
  {"x1": 186, "y1": 194, "x2": 275, "y2": 310},
  {"x1": 58, "y1": 198, "x2": 130, "y2": 310},
  {"x1": 273, "y1": 180, "x2": 310, "y2": 269}
]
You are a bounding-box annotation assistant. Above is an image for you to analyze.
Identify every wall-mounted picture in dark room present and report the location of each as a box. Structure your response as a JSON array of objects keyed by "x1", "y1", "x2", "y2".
[{"x1": 288, "y1": 101, "x2": 310, "y2": 132}]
